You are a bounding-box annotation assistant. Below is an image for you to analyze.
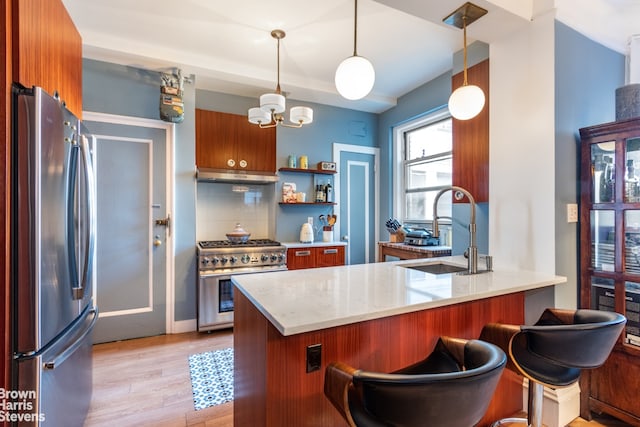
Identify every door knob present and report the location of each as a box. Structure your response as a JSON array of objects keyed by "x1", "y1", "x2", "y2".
[{"x1": 153, "y1": 235, "x2": 162, "y2": 246}]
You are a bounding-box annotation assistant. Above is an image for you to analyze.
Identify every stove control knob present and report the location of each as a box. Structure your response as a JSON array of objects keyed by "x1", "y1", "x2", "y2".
[
  {"x1": 241, "y1": 255, "x2": 250, "y2": 264},
  {"x1": 278, "y1": 253, "x2": 286, "y2": 262},
  {"x1": 202, "y1": 257, "x2": 211, "y2": 266},
  {"x1": 211, "y1": 257, "x2": 220, "y2": 265},
  {"x1": 270, "y1": 254, "x2": 278, "y2": 262},
  {"x1": 220, "y1": 256, "x2": 229, "y2": 264},
  {"x1": 261, "y1": 254, "x2": 269, "y2": 262},
  {"x1": 230, "y1": 256, "x2": 238, "y2": 264}
]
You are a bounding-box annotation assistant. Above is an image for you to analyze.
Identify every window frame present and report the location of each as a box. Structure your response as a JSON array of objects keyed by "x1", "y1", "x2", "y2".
[{"x1": 392, "y1": 107, "x2": 452, "y2": 226}]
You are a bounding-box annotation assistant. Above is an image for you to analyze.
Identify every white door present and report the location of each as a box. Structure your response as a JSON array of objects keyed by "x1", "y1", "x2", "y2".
[
  {"x1": 84, "y1": 113, "x2": 173, "y2": 343},
  {"x1": 333, "y1": 144, "x2": 380, "y2": 264}
]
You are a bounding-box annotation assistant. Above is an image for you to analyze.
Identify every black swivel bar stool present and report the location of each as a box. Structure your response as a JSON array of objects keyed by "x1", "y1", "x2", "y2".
[
  {"x1": 324, "y1": 336, "x2": 507, "y2": 427},
  {"x1": 480, "y1": 308, "x2": 626, "y2": 427}
]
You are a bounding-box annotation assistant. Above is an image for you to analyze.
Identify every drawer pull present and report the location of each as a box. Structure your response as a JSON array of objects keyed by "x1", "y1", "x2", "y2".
[
  {"x1": 324, "y1": 249, "x2": 338, "y2": 254},
  {"x1": 295, "y1": 250, "x2": 312, "y2": 256}
]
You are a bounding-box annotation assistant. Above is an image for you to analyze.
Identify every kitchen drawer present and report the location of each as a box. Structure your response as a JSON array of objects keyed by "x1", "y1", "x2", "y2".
[
  {"x1": 316, "y1": 246, "x2": 345, "y2": 268},
  {"x1": 286, "y1": 246, "x2": 345, "y2": 270},
  {"x1": 287, "y1": 248, "x2": 316, "y2": 270}
]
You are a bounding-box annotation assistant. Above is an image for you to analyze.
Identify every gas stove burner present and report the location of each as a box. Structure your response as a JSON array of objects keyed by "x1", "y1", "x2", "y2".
[{"x1": 198, "y1": 239, "x2": 281, "y2": 249}]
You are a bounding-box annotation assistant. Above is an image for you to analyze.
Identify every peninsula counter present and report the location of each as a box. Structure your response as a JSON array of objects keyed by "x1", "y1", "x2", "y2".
[{"x1": 232, "y1": 257, "x2": 567, "y2": 427}]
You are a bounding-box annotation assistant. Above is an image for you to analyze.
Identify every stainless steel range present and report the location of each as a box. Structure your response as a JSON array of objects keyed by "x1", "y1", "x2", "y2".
[{"x1": 197, "y1": 239, "x2": 287, "y2": 331}]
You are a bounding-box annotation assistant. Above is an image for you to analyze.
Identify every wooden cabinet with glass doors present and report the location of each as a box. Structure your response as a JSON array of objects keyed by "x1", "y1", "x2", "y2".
[{"x1": 579, "y1": 118, "x2": 640, "y2": 426}]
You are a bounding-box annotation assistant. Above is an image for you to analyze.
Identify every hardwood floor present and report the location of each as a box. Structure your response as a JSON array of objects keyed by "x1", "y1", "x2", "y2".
[
  {"x1": 85, "y1": 329, "x2": 630, "y2": 427},
  {"x1": 85, "y1": 329, "x2": 234, "y2": 427}
]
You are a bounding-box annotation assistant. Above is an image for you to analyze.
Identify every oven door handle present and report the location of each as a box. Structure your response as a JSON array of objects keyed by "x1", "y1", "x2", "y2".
[{"x1": 199, "y1": 266, "x2": 287, "y2": 278}]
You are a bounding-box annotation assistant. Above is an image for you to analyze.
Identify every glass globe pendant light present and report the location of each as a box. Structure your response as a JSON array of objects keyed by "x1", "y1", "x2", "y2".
[
  {"x1": 335, "y1": 0, "x2": 375, "y2": 100},
  {"x1": 444, "y1": 3, "x2": 488, "y2": 120}
]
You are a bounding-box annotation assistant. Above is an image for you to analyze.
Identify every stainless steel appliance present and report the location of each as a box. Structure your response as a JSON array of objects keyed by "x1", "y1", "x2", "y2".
[
  {"x1": 197, "y1": 239, "x2": 286, "y2": 331},
  {"x1": 404, "y1": 227, "x2": 440, "y2": 246},
  {"x1": 11, "y1": 86, "x2": 97, "y2": 426}
]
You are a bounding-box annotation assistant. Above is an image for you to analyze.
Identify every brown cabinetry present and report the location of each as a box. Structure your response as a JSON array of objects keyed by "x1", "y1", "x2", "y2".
[
  {"x1": 452, "y1": 59, "x2": 489, "y2": 203},
  {"x1": 579, "y1": 117, "x2": 640, "y2": 426},
  {"x1": 195, "y1": 109, "x2": 276, "y2": 173},
  {"x1": 286, "y1": 246, "x2": 345, "y2": 270},
  {"x1": 12, "y1": 0, "x2": 83, "y2": 117}
]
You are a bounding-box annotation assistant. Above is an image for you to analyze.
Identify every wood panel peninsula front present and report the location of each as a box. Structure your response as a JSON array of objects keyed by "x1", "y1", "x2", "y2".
[{"x1": 232, "y1": 257, "x2": 567, "y2": 427}]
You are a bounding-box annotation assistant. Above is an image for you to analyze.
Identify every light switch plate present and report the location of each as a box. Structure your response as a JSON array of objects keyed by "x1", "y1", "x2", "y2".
[{"x1": 567, "y1": 203, "x2": 578, "y2": 223}]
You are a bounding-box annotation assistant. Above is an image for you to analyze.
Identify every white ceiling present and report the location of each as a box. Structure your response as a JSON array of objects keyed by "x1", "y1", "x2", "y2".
[{"x1": 61, "y1": 0, "x2": 639, "y2": 114}]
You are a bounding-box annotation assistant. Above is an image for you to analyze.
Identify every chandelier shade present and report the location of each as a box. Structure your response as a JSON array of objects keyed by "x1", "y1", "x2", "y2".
[
  {"x1": 335, "y1": 55, "x2": 375, "y2": 100},
  {"x1": 248, "y1": 107, "x2": 271, "y2": 125},
  {"x1": 260, "y1": 93, "x2": 286, "y2": 114},
  {"x1": 248, "y1": 29, "x2": 313, "y2": 129},
  {"x1": 290, "y1": 106, "x2": 313, "y2": 125}
]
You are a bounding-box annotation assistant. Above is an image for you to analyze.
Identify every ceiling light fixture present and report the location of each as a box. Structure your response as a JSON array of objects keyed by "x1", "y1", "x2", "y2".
[
  {"x1": 248, "y1": 29, "x2": 313, "y2": 128},
  {"x1": 443, "y1": 2, "x2": 487, "y2": 120},
  {"x1": 335, "y1": 0, "x2": 375, "y2": 100}
]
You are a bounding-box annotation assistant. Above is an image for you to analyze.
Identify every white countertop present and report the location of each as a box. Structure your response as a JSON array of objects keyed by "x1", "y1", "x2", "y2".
[
  {"x1": 282, "y1": 241, "x2": 348, "y2": 248},
  {"x1": 232, "y1": 256, "x2": 567, "y2": 336}
]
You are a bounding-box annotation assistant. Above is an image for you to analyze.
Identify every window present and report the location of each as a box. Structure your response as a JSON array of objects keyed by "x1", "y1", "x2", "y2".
[{"x1": 393, "y1": 109, "x2": 452, "y2": 225}]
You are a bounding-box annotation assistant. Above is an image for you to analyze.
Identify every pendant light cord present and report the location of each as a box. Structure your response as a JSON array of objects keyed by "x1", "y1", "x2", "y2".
[
  {"x1": 276, "y1": 36, "x2": 282, "y2": 94},
  {"x1": 353, "y1": 0, "x2": 358, "y2": 57},
  {"x1": 462, "y1": 15, "x2": 468, "y2": 86}
]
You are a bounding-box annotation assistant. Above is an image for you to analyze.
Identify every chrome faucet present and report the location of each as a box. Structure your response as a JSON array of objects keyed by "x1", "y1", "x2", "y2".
[{"x1": 432, "y1": 186, "x2": 478, "y2": 274}]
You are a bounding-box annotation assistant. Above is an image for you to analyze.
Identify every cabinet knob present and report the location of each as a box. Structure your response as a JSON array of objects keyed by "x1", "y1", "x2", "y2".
[
  {"x1": 239, "y1": 159, "x2": 247, "y2": 168},
  {"x1": 227, "y1": 159, "x2": 236, "y2": 167}
]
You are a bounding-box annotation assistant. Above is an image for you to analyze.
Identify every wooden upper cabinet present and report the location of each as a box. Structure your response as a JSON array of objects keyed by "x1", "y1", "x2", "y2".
[
  {"x1": 452, "y1": 59, "x2": 489, "y2": 203},
  {"x1": 12, "y1": 0, "x2": 83, "y2": 117},
  {"x1": 196, "y1": 109, "x2": 276, "y2": 173}
]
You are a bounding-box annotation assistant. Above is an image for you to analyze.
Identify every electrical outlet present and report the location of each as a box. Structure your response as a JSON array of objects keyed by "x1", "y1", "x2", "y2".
[
  {"x1": 306, "y1": 344, "x2": 322, "y2": 373},
  {"x1": 567, "y1": 203, "x2": 578, "y2": 223}
]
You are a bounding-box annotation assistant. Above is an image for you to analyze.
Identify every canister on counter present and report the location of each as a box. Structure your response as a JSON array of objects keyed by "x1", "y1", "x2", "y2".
[
  {"x1": 288, "y1": 155, "x2": 297, "y2": 168},
  {"x1": 299, "y1": 155, "x2": 308, "y2": 169}
]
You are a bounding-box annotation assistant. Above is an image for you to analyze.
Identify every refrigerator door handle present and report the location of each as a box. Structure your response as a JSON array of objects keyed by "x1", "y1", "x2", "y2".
[
  {"x1": 78, "y1": 134, "x2": 96, "y2": 298},
  {"x1": 43, "y1": 307, "x2": 98, "y2": 370},
  {"x1": 70, "y1": 134, "x2": 96, "y2": 300}
]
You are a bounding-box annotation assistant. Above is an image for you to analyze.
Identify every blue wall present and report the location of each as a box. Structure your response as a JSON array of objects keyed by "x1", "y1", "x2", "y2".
[{"x1": 554, "y1": 21, "x2": 625, "y2": 309}]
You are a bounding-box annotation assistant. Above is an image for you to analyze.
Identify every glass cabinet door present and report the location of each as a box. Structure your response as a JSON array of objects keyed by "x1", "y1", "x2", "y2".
[
  {"x1": 591, "y1": 142, "x2": 615, "y2": 203},
  {"x1": 625, "y1": 137, "x2": 640, "y2": 203},
  {"x1": 591, "y1": 210, "x2": 615, "y2": 271}
]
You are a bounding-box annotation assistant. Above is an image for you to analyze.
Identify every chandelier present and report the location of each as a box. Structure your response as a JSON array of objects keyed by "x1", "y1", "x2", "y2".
[{"x1": 248, "y1": 29, "x2": 313, "y2": 128}]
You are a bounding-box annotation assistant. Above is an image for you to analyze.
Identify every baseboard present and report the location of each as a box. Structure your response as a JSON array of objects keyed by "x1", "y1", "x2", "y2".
[
  {"x1": 522, "y1": 378, "x2": 581, "y2": 427},
  {"x1": 171, "y1": 318, "x2": 197, "y2": 334}
]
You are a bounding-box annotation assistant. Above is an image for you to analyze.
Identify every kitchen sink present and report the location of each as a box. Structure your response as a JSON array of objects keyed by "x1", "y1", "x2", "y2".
[{"x1": 402, "y1": 263, "x2": 467, "y2": 275}]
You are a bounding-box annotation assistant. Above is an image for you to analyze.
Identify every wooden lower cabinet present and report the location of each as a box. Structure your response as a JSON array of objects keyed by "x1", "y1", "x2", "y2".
[
  {"x1": 286, "y1": 246, "x2": 345, "y2": 270},
  {"x1": 234, "y1": 289, "x2": 525, "y2": 427}
]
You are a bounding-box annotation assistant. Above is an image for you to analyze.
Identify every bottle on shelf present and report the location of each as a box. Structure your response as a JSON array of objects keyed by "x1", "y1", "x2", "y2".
[
  {"x1": 325, "y1": 181, "x2": 332, "y2": 203},
  {"x1": 602, "y1": 155, "x2": 615, "y2": 202},
  {"x1": 625, "y1": 159, "x2": 639, "y2": 202},
  {"x1": 315, "y1": 181, "x2": 326, "y2": 203}
]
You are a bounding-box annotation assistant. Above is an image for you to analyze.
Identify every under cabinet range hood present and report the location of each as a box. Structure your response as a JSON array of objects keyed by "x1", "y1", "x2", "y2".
[{"x1": 196, "y1": 168, "x2": 279, "y2": 184}]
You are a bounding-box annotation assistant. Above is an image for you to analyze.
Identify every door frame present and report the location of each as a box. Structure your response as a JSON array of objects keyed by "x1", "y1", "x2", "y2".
[
  {"x1": 83, "y1": 111, "x2": 176, "y2": 334},
  {"x1": 332, "y1": 143, "x2": 380, "y2": 264}
]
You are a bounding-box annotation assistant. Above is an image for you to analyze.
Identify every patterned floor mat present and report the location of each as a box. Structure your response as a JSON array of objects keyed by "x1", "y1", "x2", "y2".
[{"x1": 188, "y1": 347, "x2": 234, "y2": 410}]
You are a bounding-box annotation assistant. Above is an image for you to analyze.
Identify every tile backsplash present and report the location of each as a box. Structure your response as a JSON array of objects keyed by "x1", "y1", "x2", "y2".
[{"x1": 196, "y1": 182, "x2": 276, "y2": 241}]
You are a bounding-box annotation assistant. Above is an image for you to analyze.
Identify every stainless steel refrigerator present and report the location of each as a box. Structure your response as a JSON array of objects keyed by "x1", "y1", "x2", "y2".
[{"x1": 11, "y1": 85, "x2": 97, "y2": 426}]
